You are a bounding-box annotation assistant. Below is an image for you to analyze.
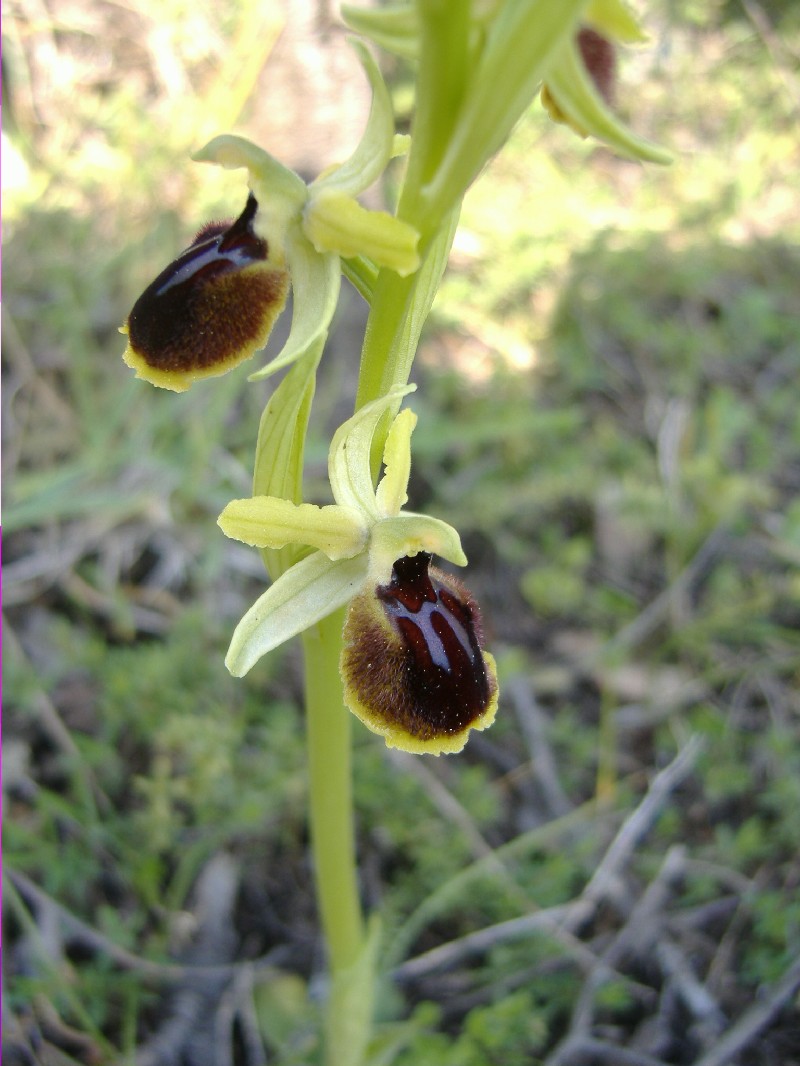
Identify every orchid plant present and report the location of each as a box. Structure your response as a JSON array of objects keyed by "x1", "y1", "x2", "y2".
[{"x1": 122, "y1": 1, "x2": 669, "y2": 1062}]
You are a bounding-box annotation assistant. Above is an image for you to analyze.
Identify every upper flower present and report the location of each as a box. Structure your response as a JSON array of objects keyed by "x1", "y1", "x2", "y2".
[
  {"x1": 121, "y1": 42, "x2": 419, "y2": 391},
  {"x1": 539, "y1": 0, "x2": 670, "y2": 163},
  {"x1": 218, "y1": 386, "x2": 498, "y2": 754},
  {"x1": 344, "y1": 0, "x2": 670, "y2": 224}
]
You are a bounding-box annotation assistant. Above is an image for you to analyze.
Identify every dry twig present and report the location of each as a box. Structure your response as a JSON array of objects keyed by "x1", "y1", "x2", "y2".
[
  {"x1": 692, "y1": 957, "x2": 800, "y2": 1066},
  {"x1": 507, "y1": 676, "x2": 573, "y2": 818}
]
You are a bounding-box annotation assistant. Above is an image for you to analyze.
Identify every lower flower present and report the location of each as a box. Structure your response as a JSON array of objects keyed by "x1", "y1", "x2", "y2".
[
  {"x1": 340, "y1": 552, "x2": 498, "y2": 755},
  {"x1": 219, "y1": 388, "x2": 500, "y2": 755}
]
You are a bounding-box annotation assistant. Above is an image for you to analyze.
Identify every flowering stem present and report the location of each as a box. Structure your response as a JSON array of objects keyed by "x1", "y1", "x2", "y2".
[
  {"x1": 302, "y1": 608, "x2": 374, "y2": 1066},
  {"x1": 354, "y1": 208, "x2": 460, "y2": 466},
  {"x1": 302, "y1": 609, "x2": 364, "y2": 973}
]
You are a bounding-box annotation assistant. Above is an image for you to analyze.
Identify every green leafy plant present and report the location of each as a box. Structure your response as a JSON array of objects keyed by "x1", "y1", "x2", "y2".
[{"x1": 115, "y1": 3, "x2": 671, "y2": 1062}]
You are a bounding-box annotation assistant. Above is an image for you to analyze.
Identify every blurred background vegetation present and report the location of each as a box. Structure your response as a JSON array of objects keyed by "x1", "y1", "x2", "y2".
[{"x1": 3, "y1": 1, "x2": 800, "y2": 1062}]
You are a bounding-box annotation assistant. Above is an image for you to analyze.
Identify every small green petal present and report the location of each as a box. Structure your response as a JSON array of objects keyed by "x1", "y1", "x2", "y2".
[
  {"x1": 249, "y1": 223, "x2": 341, "y2": 380},
  {"x1": 219, "y1": 497, "x2": 367, "y2": 559},
  {"x1": 225, "y1": 552, "x2": 370, "y2": 676},
  {"x1": 544, "y1": 38, "x2": 672, "y2": 164},
  {"x1": 375, "y1": 408, "x2": 416, "y2": 517},
  {"x1": 304, "y1": 191, "x2": 420, "y2": 276},
  {"x1": 586, "y1": 0, "x2": 648, "y2": 44},
  {"x1": 311, "y1": 39, "x2": 395, "y2": 197},
  {"x1": 369, "y1": 513, "x2": 467, "y2": 583},
  {"x1": 329, "y1": 385, "x2": 416, "y2": 516}
]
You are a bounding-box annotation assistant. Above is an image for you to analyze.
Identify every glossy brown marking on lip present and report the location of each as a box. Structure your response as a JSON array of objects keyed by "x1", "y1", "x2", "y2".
[
  {"x1": 341, "y1": 553, "x2": 497, "y2": 749},
  {"x1": 124, "y1": 193, "x2": 289, "y2": 384}
]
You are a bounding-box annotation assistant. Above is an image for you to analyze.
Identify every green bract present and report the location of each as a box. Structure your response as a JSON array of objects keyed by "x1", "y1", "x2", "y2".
[
  {"x1": 219, "y1": 386, "x2": 466, "y2": 677},
  {"x1": 194, "y1": 41, "x2": 420, "y2": 382}
]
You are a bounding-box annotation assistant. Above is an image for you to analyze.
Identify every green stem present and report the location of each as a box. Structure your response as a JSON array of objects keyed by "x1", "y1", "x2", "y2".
[
  {"x1": 304, "y1": 610, "x2": 378, "y2": 1066},
  {"x1": 302, "y1": 609, "x2": 364, "y2": 975}
]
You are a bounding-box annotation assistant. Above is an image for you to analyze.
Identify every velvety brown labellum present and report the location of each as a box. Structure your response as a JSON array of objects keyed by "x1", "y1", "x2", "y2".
[
  {"x1": 344, "y1": 553, "x2": 495, "y2": 743},
  {"x1": 541, "y1": 26, "x2": 617, "y2": 133},
  {"x1": 126, "y1": 193, "x2": 286, "y2": 374},
  {"x1": 577, "y1": 27, "x2": 616, "y2": 106}
]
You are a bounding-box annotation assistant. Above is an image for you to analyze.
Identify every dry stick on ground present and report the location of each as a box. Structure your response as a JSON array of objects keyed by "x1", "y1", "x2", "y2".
[
  {"x1": 395, "y1": 903, "x2": 578, "y2": 981},
  {"x1": 555, "y1": 845, "x2": 690, "y2": 1052},
  {"x1": 6, "y1": 867, "x2": 284, "y2": 986},
  {"x1": 3, "y1": 514, "x2": 138, "y2": 606},
  {"x1": 397, "y1": 738, "x2": 703, "y2": 983},
  {"x1": 544, "y1": 744, "x2": 706, "y2": 1064},
  {"x1": 507, "y1": 676, "x2": 573, "y2": 818},
  {"x1": 387, "y1": 750, "x2": 498, "y2": 862},
  {"x1": 691, "y1": 957, "x2": 800, "y2": 1066},
  {"x1": 602, "y1": 527, "x2": 729, "y2": 656},
  {"x1": 551, "y1": 1038, "x2": 671, "y2": 1066},
  {"x1": 388, "y1": 749, "x2": 540, "y2": 923},
  {"x1": 211, "y1": 968, "x2": 270, "y2": 1066},
  {"x1": 4, "y1": 623, "x2": 113, "y2": 816},
  {"x1": 135, "y1": 854, "x2": 241, "y2": 1066},
  {"x1": 575, "y1": 736, "x2": 704, "y2": 913},
  {"x1": 656, "y1": 939, "x2": 727, "y2": 1043},
  {"x1": 227, "y1": 966, "x2": 270, "y2": 1066}
]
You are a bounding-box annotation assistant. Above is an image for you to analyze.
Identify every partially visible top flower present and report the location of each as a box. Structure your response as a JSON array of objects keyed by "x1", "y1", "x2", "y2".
[
  {"x1": 218, "y1": 386, "x2": 498, "y2": 754},
  {"x1": 344, "y1": 0, "x2": 670, "y2": 214},
  {"x1": 121, "y1": 42, "x2": 419, "y2": 392},
  {"x1": 540, "y1": 0, "x2": 671, "y2": 163}
]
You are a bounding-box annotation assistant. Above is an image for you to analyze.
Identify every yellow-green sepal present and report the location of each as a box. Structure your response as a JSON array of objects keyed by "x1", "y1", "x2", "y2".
[
  {"x1": 225, "y1": 552, "x2": 369, "y2": 676},
  {"x1": 341, "y1": 3, "x2": 419, "y2": 61},
  {"x1": 426, "y1": 0, "x2": 585, "y2": 215},
  {"x1": 311, "y1": 39, "x2": 395, "y2": 197},
  {"x1": 193, "y1": 134, "x2": 306, "y2": 240}
]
